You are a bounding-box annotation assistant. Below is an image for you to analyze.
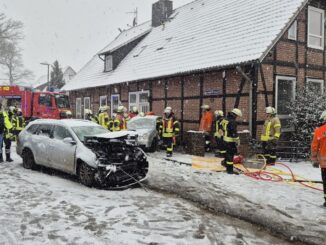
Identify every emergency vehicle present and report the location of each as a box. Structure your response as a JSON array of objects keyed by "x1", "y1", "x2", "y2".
[{"x1": 0, "y1": 85, "x2": 71, "y2": 120}]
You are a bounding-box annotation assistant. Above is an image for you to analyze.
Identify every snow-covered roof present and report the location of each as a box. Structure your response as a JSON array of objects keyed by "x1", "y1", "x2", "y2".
[
  {"x1": 64, "y1": 0, "x2": 307, "y2": 91},
  {"x1": 98, "y1": 21, "x2": 152, "y2": 55}
]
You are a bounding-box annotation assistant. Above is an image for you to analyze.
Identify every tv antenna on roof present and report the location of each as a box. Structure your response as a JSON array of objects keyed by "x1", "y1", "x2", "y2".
[{"x1": 126, "y1": 8, "x2": 138, "y2": 27}]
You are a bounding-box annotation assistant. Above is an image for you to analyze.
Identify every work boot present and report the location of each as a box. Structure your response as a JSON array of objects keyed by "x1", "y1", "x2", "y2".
[
  {"x1": 166, "y1": 152, "x2": 172, "y2": 157},
  {"x1": 0, "y1": 155, "x2": 3, "y2": 163},
  {"x1": 226, "y1": 164, "x2": 239, "y2": 175},
  {"x1": 324, "y1": 201, "x2": 326, "y2": 208},
  {"x1": 221, "y1": 160, "x2": 226, "y2": 167},
  {"x1": 6, "y1": 154, "x2": 13, "y2": 162}
]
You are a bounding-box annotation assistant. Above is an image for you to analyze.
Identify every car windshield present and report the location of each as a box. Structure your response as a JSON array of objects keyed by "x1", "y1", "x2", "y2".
[
  {"x1": 72, "y1": 126, "x2": 108, "y2": 142},
  {"x1": 55, "y1": 94, "x2": 70, "y2": 108},
  {"x1": 128, "y1": 118, "x2": 154, "y2": 130}
]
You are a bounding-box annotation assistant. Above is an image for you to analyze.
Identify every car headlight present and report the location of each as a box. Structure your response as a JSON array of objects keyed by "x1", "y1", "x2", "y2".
[{"x1": 139, "y1": 133, "x2": 149, "y2": 140}]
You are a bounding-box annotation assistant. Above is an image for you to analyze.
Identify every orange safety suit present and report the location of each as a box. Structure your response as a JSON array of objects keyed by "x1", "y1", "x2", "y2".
[
  {"x1": 311, "y1": 124, "x2": 326, "y2": 168},
  {"x1": 199, "y1": 111, "x2": 213, "y2": 132}
]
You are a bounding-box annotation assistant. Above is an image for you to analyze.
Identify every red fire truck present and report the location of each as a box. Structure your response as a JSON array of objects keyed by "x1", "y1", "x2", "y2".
[{"x1": 0, "y1": 85, "x2": 71, "y2": 120}]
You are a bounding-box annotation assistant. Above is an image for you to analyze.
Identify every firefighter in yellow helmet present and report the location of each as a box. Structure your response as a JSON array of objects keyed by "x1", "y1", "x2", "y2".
[
  {"x1": 214, "y1": 110, "x2": 227, "y2": 157},
  {"x1": 260, "y1": 106, "x2": 281, "y2": 165},
  {"x1": 223, "y1": 108, "x2": 242, "y2": 174},
  {"x1": 160, "y1": 107, "x2": 180, "y2": 157},
  {"x1": 98, "y1": 106, "x2": 110, "y2": 129},
  {"x1": 11, "y1": 108, "x2": 25, "y2": 141}
]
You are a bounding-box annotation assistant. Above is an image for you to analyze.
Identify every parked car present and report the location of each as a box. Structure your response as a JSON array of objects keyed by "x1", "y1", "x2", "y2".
[
  {"x1": 16, "y1": 119, "x2": 148, "y2": 188},
  {"x1": 127, "y1": 115, "x2": 161, "y2": 152}
]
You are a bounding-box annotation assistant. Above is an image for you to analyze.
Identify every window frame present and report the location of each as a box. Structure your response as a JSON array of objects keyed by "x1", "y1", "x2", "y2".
[
  {"x1": 53, "y1": 125, "x2": 73, "y2": 140},
  {"x1": 39, "y1": 94, "x2": 53, "y2": 107},
  {"x1": 275, "y1": 76, "x2": 296, "y2": 132},
  {"x1": 83, "y1": 97, "x2": 91, "y2": 119},
  {"x1": 76, "y1": 98, "x2": 82, "y2": 119},
  {"x1": 307, "y1": 6, "x2": 325, "y2": 50},
  {"x1": 100, "y1": 95, "x2": 107, "y2": 107},
  {"x1": 105, "y1": 55, "x2": 113, "y2": 72},
  {"x1": 111, "y1": 94, "x2": 120, "y2": 116},
  {"x1": 288, "y1": 20, "x2": 297, "y2": 41},
  {"x1": 128, "y1": 90, "x2": 150, "y2": 113},
  {"x1": 306, "y1": 78, "x2": 324, "y2": 95}
]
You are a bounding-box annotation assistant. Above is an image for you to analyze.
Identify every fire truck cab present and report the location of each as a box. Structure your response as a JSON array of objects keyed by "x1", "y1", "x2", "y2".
[{"x1": 0, "y1": 86, "x2": 71, "y2": 120}]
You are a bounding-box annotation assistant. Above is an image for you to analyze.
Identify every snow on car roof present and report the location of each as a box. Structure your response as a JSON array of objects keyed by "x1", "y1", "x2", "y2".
[
  {"x1": 63, "y1": 0, "x2": 307, "y2": 91},
  {"x1": 30, "y1": 119, "x2": 99, "y2": 128}
]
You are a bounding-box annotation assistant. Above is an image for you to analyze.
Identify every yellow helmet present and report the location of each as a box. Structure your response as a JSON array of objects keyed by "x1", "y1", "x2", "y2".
[
  {"x1": 265, "y1": 106, "x2": 276, "y2": 114},
  {"x1": 231, "y1": 108, "x2": 242, "y2": 117},
  {"x1": 214, "y1": 110, "x2": 224, "y2": 117},
  {"x1": 117, "y1": 105, "x2": 125, "y2": 113}
]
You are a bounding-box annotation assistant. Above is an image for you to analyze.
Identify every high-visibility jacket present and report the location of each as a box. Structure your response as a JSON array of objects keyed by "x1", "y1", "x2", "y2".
[
  {"x1": 223, "y1": 114, "x2": 239, "y2": 143},
  {"x1": 261, "y1": 116, "x2": 281, "y2": 142},
  {"x1": 199, "y1": 111, "x2": 213, "y2": 132},
  {"x1": 98, "y1": 112, "x2": 109, "y2": 129},
  {"x1": 311, "y1": 124, "x2": 326, "y2": 168},
  {"x1": 107, "y1": 119, "x2": 114, "y2": 131},
  {"x1": 113, "y1": 114, "x2": 127, "y2": 131},
  {"x1": 160, "y1": 114, "x2": 180, "y2": 138},
  {"x1": 12, "y1": 115, "x2": 25, "y2": 131},
  {"x1": 2, "y1": 111, "x2": 13, "y2": 139},
  {"x1": 214, "y1": 117, "x2": 227, "y2": 138}
]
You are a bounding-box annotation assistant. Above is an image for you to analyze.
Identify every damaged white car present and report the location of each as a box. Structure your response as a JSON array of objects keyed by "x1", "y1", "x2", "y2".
[{"x1": 16, "y1": 119, "x2": 148, "y2": 188}]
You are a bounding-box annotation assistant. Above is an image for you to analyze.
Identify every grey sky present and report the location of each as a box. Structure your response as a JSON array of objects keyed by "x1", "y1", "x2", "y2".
[{"x1": 0, "y1": 0, "x2": 193, "y2": 84}]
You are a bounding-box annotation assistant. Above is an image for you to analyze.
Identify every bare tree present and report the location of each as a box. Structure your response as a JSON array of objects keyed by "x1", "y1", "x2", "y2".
[
  {"x1": 0, "y1": 13, "x2": 23, "y2": 42},
  {"x1": 0, "y1": 41, "x2": 33, "y2": 85}
]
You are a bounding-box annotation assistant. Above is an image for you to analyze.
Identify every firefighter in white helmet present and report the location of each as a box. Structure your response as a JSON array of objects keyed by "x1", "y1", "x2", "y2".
[
  {"x1": 84, "y1": 109, "x2": 98, "y2": 123},
  {"x1": 199, "y1": 104, "x2": 214, "y2": 152},
  {"x1": 260, "y1": 106, "x2": 281, "y2": 165},
  {"x1": 98, "y1": 106, "x2": 110, "y2": 129},
  {"x1": 160, "y1": 106, "x2": 180, "y2": 157},
  {"x1": 129, "y1": 106, "x2": 139, "y2": 119},
  {"x1": 113, "y1": 105, "x2": 128, "y2": 131},
  {"x1": 214, "y1": 110, "x2": 227, "y2": 157},
  {"x1": 66, "y1": 110, "x2": 73, "y2": 119},
  {"x1": 222, "y1": 108, "x2": 242, "y2": 174}
]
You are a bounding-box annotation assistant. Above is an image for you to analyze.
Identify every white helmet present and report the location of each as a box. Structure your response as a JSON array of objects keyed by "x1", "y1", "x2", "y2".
[
  {"x1": 84, "y1": 109, "x2": 92, "y2": 115},
  {"x1": 265, "y1": 106, "x2": 276, "y2": 115},
  {"x1": 231, "y1": 108, "x2": 242, "y2": 117},
  {"x1": 66, "y1": 111, "x2": 72, "y2": 115},
  {"x1": 17, "y1": 108, "x2": 22, "y2": 113},
  {"x1": 201, "y1": 104, "x2": 210, "y2": 110},
  {"x1": 139, "y1": 112, "x2": 145, "y2": 117},
  {"x1": 132, "y1": 106, "x2": 138, "y2": 113},
  {"x1": 9, "y1": 106, "x2": 15, "y2": 112},
  {"x1": 214, "y1": 110, "x2": 224, "y2": 117},
  {"x1": 117, "y1": 105, "x2": 125, "y2": 113},
  {"x1": 320, "y1": 111, "x2": 326, "y2": 121},
  {"x1": 164, "y1": 106, "x2": 172, "y2": 113}
]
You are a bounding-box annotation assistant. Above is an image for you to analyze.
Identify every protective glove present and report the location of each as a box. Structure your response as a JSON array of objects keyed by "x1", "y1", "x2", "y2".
[{"x1": 312, "y1": 162, "x2": 319, "y2": 168}]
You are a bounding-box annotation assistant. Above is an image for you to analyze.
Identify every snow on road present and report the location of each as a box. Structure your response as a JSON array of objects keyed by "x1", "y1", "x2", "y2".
[{"x1": 0, "y1": 149, "x2": 291, "y2": 245}]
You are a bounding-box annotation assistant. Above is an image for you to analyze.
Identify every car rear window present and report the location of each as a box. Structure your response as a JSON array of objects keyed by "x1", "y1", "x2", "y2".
[
  {"x1": 26, "y1": 124, "x2": 39, "y2": 134},
  {"x1": 36, "y1": 124, "x2": 53, "y2": 137},
  {"x1": 53, "y1": 125, "x2": 72, "y2": 140}
]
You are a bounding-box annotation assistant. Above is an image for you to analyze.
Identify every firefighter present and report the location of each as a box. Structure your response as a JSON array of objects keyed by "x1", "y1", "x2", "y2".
[
  {"x1": 98, "y1": 106, "x2": 110, "y2": 129},
  {"x1": 214, "y1": 110, "x2": 227, "y2": 157},
  {"x1": 0, "y1": 105, "x2": 14, "y2": 162},
  {"x1": 311, "y1": 110, "x2": 326, "y2": 208},
  {"x1": 260, "y1": 106, "x2": 281, "y2": 165},
  {"x1": 223, "y1": 108, "x2": 242, "y2": 174},
  {"x1": 85, "y1": 109, "x2": 98, "y2": 123},
  {"x1": 107, "y1": 113, "x2": 116, "y2": 131},
  {"x1": 12, "y1": 108, "x2": 25, "y2": 141},
  {"x1": 160, "y1": 106, "x2": 180, "y2": 157},
  {"x1": 129, "y1": 106, "x2": 139, "y2": 119},
  {"x1": 113, "y1": 106, "x2": 128, "y2": 131},
  {"x1": 199, "y1": 105, "x2": 214, "y2": 152}
]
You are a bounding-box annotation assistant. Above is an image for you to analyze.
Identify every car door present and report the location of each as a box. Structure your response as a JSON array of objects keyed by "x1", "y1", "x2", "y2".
[
  {"x1": 50, "y1": 125, "x2": 77, "y2": 174},
  {"x1": 33, "y1": 124, "x2": 53, "y2": 167}
]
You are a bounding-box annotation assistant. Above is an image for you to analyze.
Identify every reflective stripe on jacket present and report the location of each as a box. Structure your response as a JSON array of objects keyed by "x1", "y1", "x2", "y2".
[
  {"x1": 160, "y1": 115, "x2": 180, "y2": 138},
  {"x1": 12, "y1": 116, "x2": 25, "y2": 131},
  {"x1": 113, "y1": 114, "x2": 127, "y2": 131},
  {"x1": 214, "y1": 118, "x2": 226, "y2": 138},
  {"x1": 98, "y1": 112, "x2": 109, "y2": 128},
  {"x1": 261, "y1": 116, "x2": 281, "y2": 141},
  {"x1": 223, "y1": 115, "x2": 239, "y2": 143},
  {"x1": 311, "y1": 124, "x2": 326, "y2": 168}
]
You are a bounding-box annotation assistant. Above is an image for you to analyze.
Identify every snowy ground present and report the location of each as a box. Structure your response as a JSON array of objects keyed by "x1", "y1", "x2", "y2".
[
  {"x1": 147, "y1": 152, "x2": 326, "y2": 245},
  {"x1": 0, "y1": 146, "x2": 295, "y2": 245}
]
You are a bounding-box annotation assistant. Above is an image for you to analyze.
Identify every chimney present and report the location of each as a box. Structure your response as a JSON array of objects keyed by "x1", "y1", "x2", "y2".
[{"x1": 152, "y1": 0, "x2": 173, "y2": 27}]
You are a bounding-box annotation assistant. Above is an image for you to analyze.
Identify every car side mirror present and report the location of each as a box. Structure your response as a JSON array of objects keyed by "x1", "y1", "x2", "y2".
[{"x1": 63, "y1": 137, "x2": 76, "y2": 145}]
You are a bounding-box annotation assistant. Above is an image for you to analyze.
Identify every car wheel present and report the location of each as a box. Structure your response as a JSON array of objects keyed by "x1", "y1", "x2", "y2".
[
  {"x1": 22, "y1": 149, "x2": 36, "y2": 170},
  {"x1": 149, "y1": 137, "x2": 158, "y2": 152},
  {"x1": 78, "y1": 161, "x2": 95, "y2": 187}
]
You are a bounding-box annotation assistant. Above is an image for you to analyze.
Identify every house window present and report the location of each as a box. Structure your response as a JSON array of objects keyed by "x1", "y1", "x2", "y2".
[
  {"x1": 308, "y1": 6, "x2": 325, "y2": 50},
  {"x1": 288, "y1": 21, "x2": 297, "y2": 40},
  {"x1": 111, "y1": 94, "x2": 120, "y2": 116},
  {"x1": 129, "y1": 91, "x2": 150, "y2": 113},
  {"x1": 105, "y1": 55, "x2": 113, "y2": 72},
  {"x1": 76, "y1": 98, "x2": 82, "y2": 119},
  {"x1": 276, "y1": 76, "x2": 296, "y2": 131},
  {"x1": 307, "y1": 78, "x2": 324, "y2": 95},
  {"x1": 100, "y1": 95, "x2": 107, "y2": 107},
  {"x1": 83, "y1": 97, "x2": 90, "y2": 119}
]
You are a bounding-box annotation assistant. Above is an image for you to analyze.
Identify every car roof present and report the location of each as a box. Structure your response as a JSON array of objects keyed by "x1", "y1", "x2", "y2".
[
  {"x1": 130, "y1": 115, "x2": 161, "y2": 121},
  {"x1": 30, "y1": 119, "x2": 98, "y2": 128}
]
